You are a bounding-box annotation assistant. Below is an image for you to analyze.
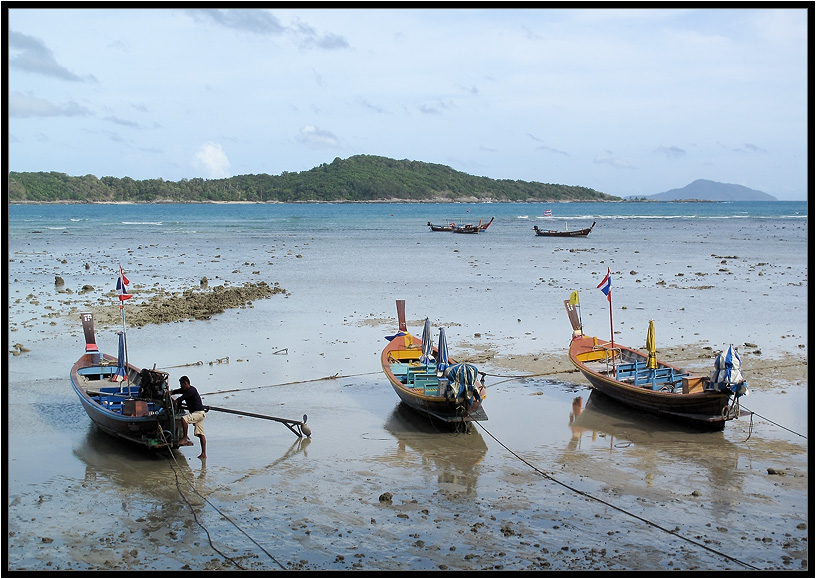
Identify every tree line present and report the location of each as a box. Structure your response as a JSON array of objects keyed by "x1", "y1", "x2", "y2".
[{"x1": 8, "y1": 155, "x2": 620, "y2": 203}]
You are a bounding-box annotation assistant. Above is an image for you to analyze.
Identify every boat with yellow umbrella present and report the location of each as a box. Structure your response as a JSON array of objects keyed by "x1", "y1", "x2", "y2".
[{"x1": 564, "y1": 292, "x2": 748, "y2": 431}]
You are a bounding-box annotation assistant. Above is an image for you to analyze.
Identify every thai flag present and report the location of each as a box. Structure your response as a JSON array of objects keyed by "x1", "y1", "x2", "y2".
[
  {"x1": 597, "y1": 268, "x2": 611, "y2": 302},
  {"x1": 543, "y1": 209, "x2": 552, "y2": 216},
  {"x1": 116, "y1": 265, "x2": 132, "y2": 301}
]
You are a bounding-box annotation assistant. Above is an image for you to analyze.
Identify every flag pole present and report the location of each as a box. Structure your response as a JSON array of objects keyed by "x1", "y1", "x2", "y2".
[
  {"x1": 597, "y1": 267, "x2": 615, "y2": 370},
  {"x1": 608, "y1": 288, "x2": 615, "y2": 371},
  {"x1": 121, "y1": 301, "x2": 130, "y2": 396},
  {"x1": 118, "y1": 264, "x2": 131, "y2": 396}
]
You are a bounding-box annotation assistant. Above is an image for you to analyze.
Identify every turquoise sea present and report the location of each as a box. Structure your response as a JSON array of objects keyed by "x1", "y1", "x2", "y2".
[
  {"x1": 7, "y1": 199, "x2": 809, "y2": 235},
  {"x1": 8, "y1": 199, "x2": 808, "y2": 363}
]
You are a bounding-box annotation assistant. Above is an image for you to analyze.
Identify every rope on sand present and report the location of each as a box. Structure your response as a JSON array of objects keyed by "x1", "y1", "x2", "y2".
[
  {"x1": 206, "y1": 371, "x2": 381, "y2": 396},
  {"x1": 474, "y1": 420, "x2": 761, "y2": 571},
  {"x1": 740, "y1": 406, "x2": 806, "y2": 439},
  {"x1": 162, "y1": 432, "x2": 287, "y2": 570}
]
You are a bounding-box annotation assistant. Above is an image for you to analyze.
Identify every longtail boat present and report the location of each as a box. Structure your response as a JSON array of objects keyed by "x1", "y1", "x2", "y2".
[
  {"x1": 381, "y1": 300, "x2": 487, "y2": 425},
  {"x1": 451, "y1": 223, "x2": 480, "y2": 234},
  {"x1": 428, "y1": 221, "x2": 455, "y2": 232},
  {"x1": 534, "y1": 221, "x2": 596, "y2": 237},
  {"x1": 71, "y1": 312, "x2": 187, "y2": 450},
  {"x1": 428, "y1": 217, "x2": 493, "y2": 233},
  {"x1": 564, "y1": 296, "x2": 748, "y2": 431}
]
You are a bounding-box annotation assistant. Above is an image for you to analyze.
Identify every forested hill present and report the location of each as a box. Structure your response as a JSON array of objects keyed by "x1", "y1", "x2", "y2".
[{"x1": 7, "y1": 155, "x2": 619, "y2": 203}]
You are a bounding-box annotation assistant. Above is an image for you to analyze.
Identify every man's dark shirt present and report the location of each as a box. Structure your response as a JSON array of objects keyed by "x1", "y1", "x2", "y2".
[{"x1": 171, "y1": 385, "x2": 204, "y2": 413}]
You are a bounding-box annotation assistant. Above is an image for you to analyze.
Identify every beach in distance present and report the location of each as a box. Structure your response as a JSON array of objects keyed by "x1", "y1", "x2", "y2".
[{"x1": 6, "y1": 201, "x2": 809, "y2": 572}]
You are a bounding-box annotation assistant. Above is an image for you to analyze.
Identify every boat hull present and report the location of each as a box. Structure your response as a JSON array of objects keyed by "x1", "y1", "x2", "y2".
[
  {"x1": 568, "y1": 333, "x2": 733, "y2": 431},
  {"x1": 534, "y1": 221, "x2": 596, "y2": 237},
  {"x1": 428, "y1": 217, "x2": 492, "y2": 233}
]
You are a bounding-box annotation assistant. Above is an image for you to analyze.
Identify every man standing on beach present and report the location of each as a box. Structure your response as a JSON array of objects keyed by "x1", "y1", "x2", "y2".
[{"x1": 171, "y1": 375, "x2": 207, "y2": 459}]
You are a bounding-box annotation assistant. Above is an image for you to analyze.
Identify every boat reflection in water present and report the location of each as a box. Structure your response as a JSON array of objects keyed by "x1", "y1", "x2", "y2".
[
  {"x1": 564, "y1": 390, "x2": 747, "y2": 515},
  {"x1": 73, "y1": 425, "x2": 201, "y2": 523},
  {"x1": 380, "y1": 402, "x2": 487, "y2": 497},
  {"x1": 567, "y1": 390, "x2": 744, "y2": 446}
]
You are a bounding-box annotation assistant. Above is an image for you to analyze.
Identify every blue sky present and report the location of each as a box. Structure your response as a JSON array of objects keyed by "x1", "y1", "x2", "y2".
[{"x1": 7, "y1": 7, "x2": 810, "y2": 200}]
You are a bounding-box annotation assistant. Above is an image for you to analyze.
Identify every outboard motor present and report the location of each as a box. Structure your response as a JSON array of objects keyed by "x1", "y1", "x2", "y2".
[
  {"x1": 139, "y1": 368, "x2": 169, "y2": 400},
  {"x1": 443, "y1": 363, "x2": 482, "y2": 406},
  {"x1": 710, "y1": 346, "x2": 748, "y2": 396}
]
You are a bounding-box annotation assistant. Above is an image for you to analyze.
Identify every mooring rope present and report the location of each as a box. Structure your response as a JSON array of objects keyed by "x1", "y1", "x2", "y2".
[
  {"x1": 473, "y1": 420, "x2": 761, "y2": 571},
  {"x1": 160, "y1": 431, "x2": 287, "y2": 570},
  {"x1": 205, "y1": 371, "x2": 381, "y2": 396},
  {"x1": 739, "y1": 406, "x2": 806, "y2": 439}
]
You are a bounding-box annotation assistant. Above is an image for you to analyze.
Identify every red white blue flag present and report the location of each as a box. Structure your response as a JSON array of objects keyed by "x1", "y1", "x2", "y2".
[
  {"x1": 597, "y1": 268, "x2": 611, "y2": 302},
  {"x1": 116, "y1": 265, "x2": 132, "y2": 301},
  {"x1": 543, "y1": 209, "x2": 552, "y2": 216}
]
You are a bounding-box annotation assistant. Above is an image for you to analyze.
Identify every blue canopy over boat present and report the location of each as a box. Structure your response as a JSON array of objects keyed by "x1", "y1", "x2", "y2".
[
  {"x1": 113, "y1": 332, "x2": 127, "y2": 383},
  {"x1": 711, "y1": 345, "x2": 747, "y2": 396},
  {"x1": 436, "y1": 327, "x2": 449, "y2": 375},
  {"x1": 419, "y1": 317, "x2": 434, "y2": 364}
]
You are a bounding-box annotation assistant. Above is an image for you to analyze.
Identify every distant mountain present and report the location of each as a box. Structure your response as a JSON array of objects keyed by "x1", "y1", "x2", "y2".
[{"x1": 644, "y1": 179, "x2": 777, "y2": 201}]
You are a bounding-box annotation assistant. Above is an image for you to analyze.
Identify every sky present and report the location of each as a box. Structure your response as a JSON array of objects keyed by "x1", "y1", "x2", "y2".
[{"x1": 6, "y1": 7, "x2": 810, "y2": 200}]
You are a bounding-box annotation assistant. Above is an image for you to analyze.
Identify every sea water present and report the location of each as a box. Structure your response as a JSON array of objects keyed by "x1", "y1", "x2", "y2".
[{"x1": 8, "y1": 200, "x2": 808, "y2": 360}]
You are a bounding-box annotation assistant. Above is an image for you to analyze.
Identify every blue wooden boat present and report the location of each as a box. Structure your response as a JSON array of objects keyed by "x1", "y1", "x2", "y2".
[{"x1": 70, "y1": 312, "x2": 186, "y2": 450}]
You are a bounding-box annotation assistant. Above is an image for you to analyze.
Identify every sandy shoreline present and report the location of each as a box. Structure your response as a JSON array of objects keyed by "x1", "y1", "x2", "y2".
[
  {"x1": 7, "y1": 204, "x2": 808, "y2": 572},
  {"x1": 7, "y1": 300, "x2": 808, "y2": 571}
]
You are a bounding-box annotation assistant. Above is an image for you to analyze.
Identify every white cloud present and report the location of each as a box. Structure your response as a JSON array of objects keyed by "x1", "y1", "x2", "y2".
[
  {"x1": 9, "y1": 30, "x2": 93, "y2": 81},
  {"x1": 9, "y1": 91, "x2": 90, "y2": 118},
  {"x1": 193, "y1": 142, "x2": 231, "y2": 178},
  {"x1": 297, "y1": 125, "x2": 340, "y2": 149},
  {"x1": 656, "y1": 145, "x2": 686, "y2": 159},
  {"x1": 594, "y1": 151, "x2": 635, "y2": 170}
]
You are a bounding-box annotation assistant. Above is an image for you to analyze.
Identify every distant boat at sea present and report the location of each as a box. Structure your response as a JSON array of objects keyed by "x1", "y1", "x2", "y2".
[
  {"x1": 534, "y1": 221, "x2": 596, "y2": 237},
  {"x1": 428, "y1": 217, "x2": 493, "y2": 233}
]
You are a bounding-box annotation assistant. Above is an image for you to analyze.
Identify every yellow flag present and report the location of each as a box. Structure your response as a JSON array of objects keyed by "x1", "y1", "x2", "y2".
[{"x1": 569, "y1": 291, "x2": 580, "y2": 306}]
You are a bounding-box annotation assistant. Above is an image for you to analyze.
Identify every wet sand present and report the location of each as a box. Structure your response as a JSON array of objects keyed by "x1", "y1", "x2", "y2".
[
  {"x1": 6, "y1": 211, "x2": 809, "y2": 572},
  {"x1": 6, "y1": 308, "x2": 808, "y2": 571}
]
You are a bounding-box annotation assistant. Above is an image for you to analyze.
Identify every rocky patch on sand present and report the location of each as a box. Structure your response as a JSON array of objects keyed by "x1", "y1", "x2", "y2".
[{"x1": 93, "y1": 281, "x2": 288, "y2": 327}]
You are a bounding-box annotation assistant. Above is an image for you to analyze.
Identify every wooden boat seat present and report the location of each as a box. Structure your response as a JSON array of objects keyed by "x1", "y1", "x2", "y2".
[
  {"x1": 412, "y1": 378, "x2": 439, "y2": 395},
  {"x1": 615, "y1": 362, "x2": 687, "y2": 390},
  {"x1": 577, "y1": 342, "x2": 619, "y2": 364},
  {"x1": 577, "y1": 350, "x2": 613, "y2": 363},
  {"x1": 389, "y1": 349, "x2": 422, "y2": 361},
  {"x1": 390, "y1": 363, "x2": 413, "y2": 377}
]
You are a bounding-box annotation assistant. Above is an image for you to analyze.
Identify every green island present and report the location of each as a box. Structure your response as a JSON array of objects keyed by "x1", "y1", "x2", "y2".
[{"x1": 8, "y1": 154, "x2": 620, "y2": 203}]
